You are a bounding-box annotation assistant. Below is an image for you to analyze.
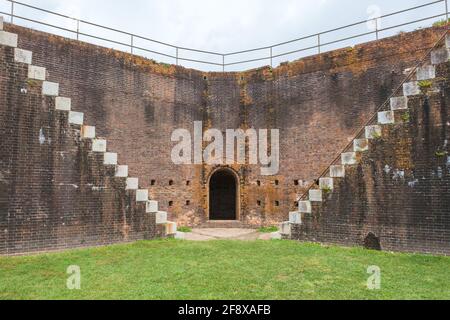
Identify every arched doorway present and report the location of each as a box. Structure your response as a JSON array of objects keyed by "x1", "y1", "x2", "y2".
[{"x1": 209, "y1": 169, "x2": 238, "y2": 221}]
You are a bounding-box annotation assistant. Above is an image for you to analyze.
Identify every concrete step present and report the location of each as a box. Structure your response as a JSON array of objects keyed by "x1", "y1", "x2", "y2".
[
  {"x1": 175, "y1": 232, "x2": 186, "y2": 240},
  {"x1": 342, "y1": 152, "x2": 358, "y2": 165},
  {"x1": 115, "y1": 165, "x2": 128, "y2": 178},
  {"x1": 104, "y1": 152, "x2": 118, "y2": 166},
  {"x1": 431, "y1": 47, "x2": 450, "y2": 65},
  {"x1": 126, "y1": 178, "x2": 139, "y2": 190},
  {"x1": 200, "y1": 220, "x2": 245, "y2": 229},
  {"x1": 14, "y1": 48, "x2": 32, "y2": 64},
  {"x1": 416, "y1": 65, "x2": 435, "y2": 81},
  {"x1": 0, "y1": 30, "x2": 18, "y2": 47},
  {"x1": 365, "y1": 125, "x2": 382, "y2": 140},
  {"x1": 55, "y1": 97, "x2": 71, "y2": 111},
  {"x1": 92, "y1": 139, "x2": 107, "y2": 153},
  {"x1": 271, "y1": 232, "x2": 282, "y2": 240},
  {"x1": 42, "y1": 81, "x2": 59, "y2": 96},
  {"x1": 378, "y1": 111, "x2": 395, "y2": 124},
  {"x1": 403, "y1": 81, "x2": 420, "y2": 96},
  {"x1": 81, "y1": 126, "x2": 95, "y2": 139},
  {"x1": 68, "y1": 111, "x2": 83, "y2": 126},
  {"x1": 166, "y1": 221, "x2": 177, "y2": 235},
  {"x1": 309, "y1": 189, "x2": 323, "y2": 202},
  {"x1": 354, "y1": 139, "x2": 369, "y2": 152},
  {"x1": 156, "y1": 211, "x2": 168, "y2": 224},
  {"x1": 319, "y1": 177, "x2": 334, "y2": 191},
  {"x1": 330, "y1": 165, "x2": 345, "y2": 178},
  {"x1": 289, "y1": 212, "x2": 302, "y2": 224},
  {"x1": 390, "y1": 96, "x2": 408, "y2": 111},
  {"x1": 298, "y1": 201, "x2": 311, "y2": 213},
  {"x1": 28, "y1": 65, "x2": 46, "y2": 81},
  {"x1": 136, "y1": 189, "x2": 149, "y2": 202},
  {"x1": 146, "y1": 200, "x2": 159, "y2": 213},
  {"x1": 280, "y1": 222, "x2": 292, "y2": 236}
]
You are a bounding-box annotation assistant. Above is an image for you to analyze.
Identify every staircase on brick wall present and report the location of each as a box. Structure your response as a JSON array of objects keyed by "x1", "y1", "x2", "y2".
[
  {"x1": 282, "y1": 31, "x2": 450, "y2": 239},
  {"x1": 0, "y1": 16, "x2": 178, "y2": 242}
]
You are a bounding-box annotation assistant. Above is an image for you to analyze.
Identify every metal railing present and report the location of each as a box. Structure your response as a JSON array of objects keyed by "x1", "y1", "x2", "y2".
[
  {"x1": 0, "y1": 0, "x2": 449, "y2": 71},
  {"x1": 299, "y1": 28, "x2": 449, "y2": 201}
]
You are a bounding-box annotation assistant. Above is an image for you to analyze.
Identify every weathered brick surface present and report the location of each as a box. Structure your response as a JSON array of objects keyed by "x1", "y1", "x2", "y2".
[
  {"x1": 293, "y1": 63, "x2": 450, "y2": 255},
  {"x1": 0, "y1": 39, "x2": 162, "y2": 255},
  {"x1": 0, "y1": 22, "x2": 449, "y2": 254}
]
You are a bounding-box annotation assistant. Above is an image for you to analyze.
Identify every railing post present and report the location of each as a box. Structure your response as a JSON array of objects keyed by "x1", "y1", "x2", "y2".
[
  {"x1": 270, "y1": 47, "x2": 273, "y2": 67},
  {"x1": 222, "y1": 55, "x2": 225, "y2": 72},
  {"x1": 76, "y1": 20, "x2": 80, "y2": 41},
  {"x1": 375, "y1": 18, "x2": 379, "y2": 40},
  {"x1": 318, "y1": 34, "x2": 321, "y2": 54},
  {"x1": 10, "y1": 1, "x2": 14, "y2": 24},
  {"x1": 446, "y1": 0, "x2": 449, "y2": 22},
  {"x1": 130, "y1": 35, "x2": 134, "y2": 54}
]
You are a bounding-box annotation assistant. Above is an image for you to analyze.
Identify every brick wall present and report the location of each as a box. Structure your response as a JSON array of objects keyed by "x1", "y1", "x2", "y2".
[
  {"x1": 292, "y1": 62, "x2": 450, "y2": 255},
  {"x1": 1, "y1": 22, "x2": 449, "y2": 254},
  {"x1": 0, "y1": 31, "x2": 163, "y2": 255}
]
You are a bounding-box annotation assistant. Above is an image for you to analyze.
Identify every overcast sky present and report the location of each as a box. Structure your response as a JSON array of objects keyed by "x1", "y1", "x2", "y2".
[{"x1": 0, "y1": 0, "x2": 446, "y2": 70}]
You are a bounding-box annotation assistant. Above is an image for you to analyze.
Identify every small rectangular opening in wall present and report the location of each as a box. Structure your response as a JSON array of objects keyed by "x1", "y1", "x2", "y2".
[
  {"x1": 257, "y1": 200, "x2": 262, "y2": 206},
  {"x1": 169, "y1": 201, "x2": 174, "y2": 207},
  {"x1": 186, "y1": 181, "x2": 191, "y2": 186},
  {"x1": 275, "y1": 180, "x2": 279, "y2": 186},
  {"x1": 169, "y1": 180, "x2": 174, "y2": 186},
  {"x1": 275, "y1": 201, "x2": 280, "y2": 207},
  {"x1": 186, "y1": 200, "x2": 190, "y2": 206},
  {"x1": 257, "y1": 180, "x2": 261, "y2": 186},
  {"x1": 294, "y1": 180, "x2": 299, "y2": 186},
  {"x1": 151, "y1": 180, "x2": 156, "y2": 186}
]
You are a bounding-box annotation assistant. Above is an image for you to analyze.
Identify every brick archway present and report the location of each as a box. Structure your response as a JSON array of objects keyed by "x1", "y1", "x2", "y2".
[{"x1": 208, "y1": 169, "x2": 239, "y2": 221}]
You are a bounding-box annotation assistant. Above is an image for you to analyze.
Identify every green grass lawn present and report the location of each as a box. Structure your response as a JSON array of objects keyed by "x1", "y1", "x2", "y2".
[{"x1": 0, "y1": 240, "x2": 449, "y2": 300}]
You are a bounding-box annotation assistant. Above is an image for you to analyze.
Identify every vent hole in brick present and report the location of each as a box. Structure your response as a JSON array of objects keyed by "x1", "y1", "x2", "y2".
[
  {"x1": 275, "y1": 201, "x2": 280, "y2": 207},
  {"x1": 364, "y1": 233, "x2": 382, "y2": 251},
  {"x1": 275, "y1": 180, "x2": 279, "y2": 186},
  {"x1": 151, "y1": 180, "x2": 156, "y2": 186},
  {"x1": 186, "y1": 181, "x2": 191, "y2": 186},
  {"x1": 169, "y1": 201, "x2": 174, "y2": 207},
  {"x1": 257, "y1": 200, "x2": 261, "y2": 206},
  {"x1": 257, "y1": 180, "x2": 261, "y2": 186},
  {"x1": 294, "y1": 180, "x2": 299, "y2": 186},
  {"x1": 186, "y1": 200, "x2": 190, "y2": 206},
  {"x1": 169, "y1": 180, "x2": 174, "y2": 186}
]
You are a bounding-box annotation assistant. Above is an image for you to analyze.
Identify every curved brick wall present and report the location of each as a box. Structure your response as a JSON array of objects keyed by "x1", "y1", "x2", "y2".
[{"x1": 1, "y1": 20, "x2": 449, "y2": 254}]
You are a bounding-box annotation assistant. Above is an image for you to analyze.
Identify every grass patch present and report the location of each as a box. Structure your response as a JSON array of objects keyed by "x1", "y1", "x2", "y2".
[
  {"x1": 0, "y1": 240, "x2": 449, "y2": 300},
  {"x1": 177, "y1": 226, "x2": 192, "y2": 233},
  {"x1": 436, "y1": 150, "x2": 447, "y2": 158},
  {"x1": 433, "y1": 19, "x2": 450, "y2": 27},
  {"x1": 401, "y1": 111, "x2": 411, "y2": 123},
  {"x1": 258, "y1": 226, "x2": 279, "y2": 233},
  {"x1": 418, "y1": 80, "x2": 433, "y2": 91}
]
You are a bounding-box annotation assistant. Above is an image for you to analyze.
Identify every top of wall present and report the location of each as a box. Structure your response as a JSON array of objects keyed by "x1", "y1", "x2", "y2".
[{"x1": 4, "y1": 22, "x2": 449, "y2": 81}]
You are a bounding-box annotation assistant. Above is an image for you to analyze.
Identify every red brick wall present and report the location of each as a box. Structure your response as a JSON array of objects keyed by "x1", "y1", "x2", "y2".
[
  {"x1": 292, "y1": 63, "x2": 450, "y2": 255},
  {"x1": 0, "y1": 35, "x2": 162, "y2": 255},
  {"x1": 1, "y1": 23, "x2": 449, "y2": 254}
]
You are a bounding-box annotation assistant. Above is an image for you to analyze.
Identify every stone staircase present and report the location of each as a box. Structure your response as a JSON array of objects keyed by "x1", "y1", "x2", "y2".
[
  {"x1": 0, "y1": 16, "x2": 177, "y2": 243},
  {"x1": 282, "y1": 31, "x2": 450, "y2": 238}
]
